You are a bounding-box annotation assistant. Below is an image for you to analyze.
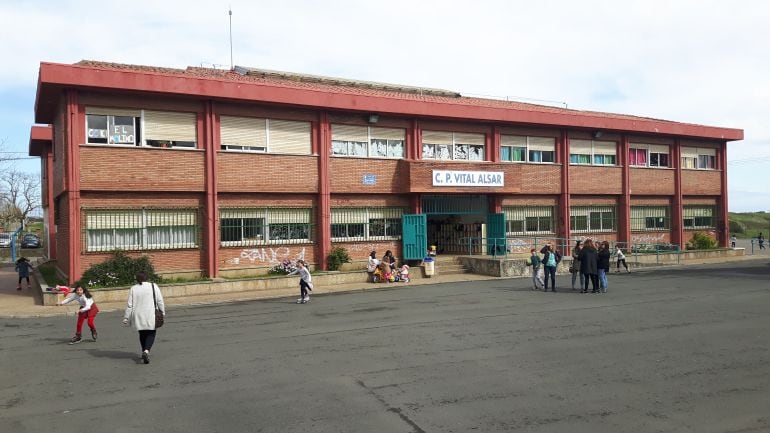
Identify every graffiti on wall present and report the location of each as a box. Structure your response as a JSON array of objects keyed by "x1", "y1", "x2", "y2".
[
  {"x1": 507, "y1": 238, "x2": 529, "y2": 253},
  {"x1": 226, "y1": 247, "x2": 306, "y2": 266},
  {"x1": 631, "y1": 233, "x2": 666, "y2": 244}
]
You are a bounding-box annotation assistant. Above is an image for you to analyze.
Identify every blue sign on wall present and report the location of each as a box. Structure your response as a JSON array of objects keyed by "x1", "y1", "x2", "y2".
[{"x1": 363, "y1": 174, "x2": 377, "y2": 185}]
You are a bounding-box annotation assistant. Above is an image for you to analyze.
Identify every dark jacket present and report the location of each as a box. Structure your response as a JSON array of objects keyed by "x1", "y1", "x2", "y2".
[
  {"x1": 540, "y1": 246, "x2": 562, "y2": 267},
  {"x1": 579, "y1": 246, "x2": 598, "y2": 275},
  {"x1": 571, "y1": 246, "x2": 582, "y2": 273},
  {"x1": 597, "y1": 248, "x2": 611, "y2": 271}
]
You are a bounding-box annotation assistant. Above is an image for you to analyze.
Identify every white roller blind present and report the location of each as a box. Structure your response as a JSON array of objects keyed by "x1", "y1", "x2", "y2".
[
  {"x1": 570, "y1": 139, "x2": 592, "y2": 154},
  {"x1": 370, "y1": 127, "x2": 405, "y2": 141},
  {"x1": 422, "y1": 130, "x2": 452, "y2": 145},
  {"x1": 146, "y1": 209, "x2": 197, "y2": 227},
  {"x1": 86, "y1": 107, "x2": 141, "y2": 117},
  {"x1": 220, "y1": 116, "x2": 266, "y2": 148},
  {"x1": 453, "y1": 132, "x2": 485, "y2": 145},
  {"x1": 529, "y1": 137, "x2": 556, "y2": 151},
  {"x1": 144, "y1": 110, "x2": 197, "y2": 141},
  {"x1": 681, "y1": 147, "x2": 698, "y2": 158},
  {"x1": 269, "y1": 119, "x2": 311, "y2": 154},
  {"x1": 504, "y1": 207, "x2": 525, "y2": 220},
  {"x1": 332, "y1": 124, "x2": 368, "y2": 142},
  {"x1": 501, "y1": 135, "x2": 527, "y2": 147},
  {"x1": 649, "y1": 144, "x2": 669, "y2": 154},
  {"x1": 593, "y1": 141, "x2": 616, "y2": 155},
  {"x1": 220, "y1": 208, "x2": 265, "y2": 219},
  {"x1": 267, "y1": 208, "x2": 311, "y2": 223},
  {"x1": 697, "y1": 147, "x2": 716, "y2": 156},
  {"x1": 86, "y1": 210, "x2": 142, "y2": 229},
  {"x1": 529, "y1": 206, "x2": 554, "y2": 217},
  {"x1": 367, "y1": 208, "x2": 403, "y2": 219},
  {"x1": 331, "y1": 208, "x2": 368, "y2": 223}
]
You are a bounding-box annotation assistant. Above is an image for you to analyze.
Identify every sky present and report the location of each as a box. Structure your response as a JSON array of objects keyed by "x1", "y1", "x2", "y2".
[{"x1": 1, "y1": 0, "x2": 769, "y2": 212}]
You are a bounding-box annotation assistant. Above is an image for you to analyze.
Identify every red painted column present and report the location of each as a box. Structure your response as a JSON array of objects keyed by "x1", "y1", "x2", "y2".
[
  {"x1": 672, "y1": 140, "x2": 684, "y2": 249},
  {"x1": 44, "y1": 147, "x2": 56, "y2": 260},
  {"x1": 489, "y1": 126, "x2": 502, "y2": 213},
  {"x1": 559, "y1": 129, "x2": 571, "y2": 253},
  {"x1": 618, "y1": 135, "x2": 631, "y2": 246},
  {"x1": 317, "y1": 112, "x2": 332, "y2": 270},
  {"x1": 718, "y1": 142, "x2": 729, "y2": 247},
  {"x1": 408, "y1": 119, "x2": 422, "y2": 214},
  {"x1": 203, "y1": 101, "x2": 219, "y2": 278},
  {"x1": 65, "y1": 91, "x2": 82, "y2": 284}
]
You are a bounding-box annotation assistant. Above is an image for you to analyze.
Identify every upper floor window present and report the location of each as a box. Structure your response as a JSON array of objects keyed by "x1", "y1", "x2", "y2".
[
  {"x1": 85, "y1": 108, "x2": 196, "y2": 149},
  {"x1": 220, "y1": 116, "x2": 311, "y2": 154},
  {"x1": 422, "y1": 131, "x2": 485, "y2": 161},
  {"x1": 570, "y1": 139, "x2": 616, "y2": 165},
  {"x1": 500, "y1": 135, "x2": 555, "y2": 163},
  {"x1": 681, "y1": 147, "x2": 716, "y2": 170},
  {"x1": 629, "y1": 144, "x2": 670, "y2": 168},
  {"x1": 331, "y1": 125, "x2": 404, "y2": 158}
]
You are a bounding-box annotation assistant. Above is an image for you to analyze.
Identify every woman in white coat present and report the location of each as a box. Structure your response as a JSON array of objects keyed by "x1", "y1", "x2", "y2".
[{"x1": 123, "y1": 272, "x2": 165, "y2": 364}]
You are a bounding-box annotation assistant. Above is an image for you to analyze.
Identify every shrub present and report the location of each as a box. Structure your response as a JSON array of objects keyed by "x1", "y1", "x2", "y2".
[
  {"x1": 77, "y1": 250, "x2": 160, "y2": 288},
  {"x1": 267, "y1": 259, "x2": 297, "y2": 275},
  {"x1": 327, "y1": 247, "x2": 351, "y2": 271},
  {"x1": 686, "y1": 232, "x2": 718, "y2": 250}
]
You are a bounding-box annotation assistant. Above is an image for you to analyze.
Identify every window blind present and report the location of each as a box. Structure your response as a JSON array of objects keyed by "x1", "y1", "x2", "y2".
[
  {"x1": 86, "y1": 107, "x2": 141, "y2": 117},
  {"x1": 422, "y1": 130, "x2": 453, "y2": 145},
  {"x1": 332, "y1": 124, "x2": 368, "y2": 142},
  {"x1": 370, "y1": 127, "x2": 405, "y2": 141},
  {"x1": 528, "y1": 137, "x2": 556, "y2": 151},
  {"x1": 570, "y1": 139, "x2": 592, "y2": 154},
  {"x1": 269, "y1": 119, "x2": 311, "y2": 154},
  {"x1": 144, "y1": 111, "x2": 197, "y2": 142},
  {"x1": 453, "y1": 132, "x2": 485, "y2": 145},
  {"x1": 220, "y1": 116, "x2": 267, "y2": 148},
  {"x1": 501, "y1": 135, "x2": 527, "y2": 147}
]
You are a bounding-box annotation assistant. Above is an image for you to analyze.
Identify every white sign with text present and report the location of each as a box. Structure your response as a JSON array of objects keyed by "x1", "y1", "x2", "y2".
[{"x1": 432, "y1": 170, "x2": 504, "y2": 187}]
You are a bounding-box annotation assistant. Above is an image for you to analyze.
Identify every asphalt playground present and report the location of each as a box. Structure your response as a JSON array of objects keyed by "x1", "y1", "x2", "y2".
[{"x1": 1, "y1": 259, "x2": 769, "y2": 433}]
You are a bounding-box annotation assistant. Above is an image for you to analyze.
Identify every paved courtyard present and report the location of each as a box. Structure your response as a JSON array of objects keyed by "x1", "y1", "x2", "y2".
[{"x1": 1, "y1": 260, "x2": 769, "y2": 432}]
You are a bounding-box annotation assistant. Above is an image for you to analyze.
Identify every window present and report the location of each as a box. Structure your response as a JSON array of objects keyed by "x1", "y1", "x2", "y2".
[
  {"x1": 503, "y1": 206, "x2": 555, "y2": 235},
  {"x1": 422, "y1": 131, "x2": 485, "y2": 161},
  {"x1": 331, "y1": 125, "x2": 405, "y2": 158},
  {"x1": 683, "y1": 206, "x2": 715, "y2": 229},
  {"x1": 220, "y1": 208, "x2": 312, "y2": 246},
  {"x1": 570, "y1": 140, "x2": 617, "y2": 166},
  {"x1": 220, "y1": 116, "x2": 312, "y2": 154},
  {"x1": 570, "y1": 206, "x2": 616, "y2": 232},
  {"x1": 630, "y1": 144, "x2": 670, "y2": 168},
  {"x1": 331, "y1": 208, "x2": 403, "y2": 241},
  {"x1": 631, "y1": 206, "x2": 669, "y2": 231},
  {"x1": 501, "y1": 135, "x2": 555, "y2": 163},
  {"x1": 681, "y1": 147, "x2": 716, "y2": 170},
  {"x1": 85, "y1": 108, "x2": 196, "y2": 148},
  {"x1": 84, "y1": 208, "x2": 198, "y2": 252}
]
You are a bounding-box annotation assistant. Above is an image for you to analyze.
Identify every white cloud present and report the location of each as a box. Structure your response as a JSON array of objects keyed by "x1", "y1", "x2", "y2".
[{"x1": 2, "y1": 0, "x2": 770, "y2": 209}]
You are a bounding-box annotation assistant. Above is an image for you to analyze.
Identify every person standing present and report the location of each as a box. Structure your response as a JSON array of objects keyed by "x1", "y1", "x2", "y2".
[
  {"x1": 527, "y1": 248, "x2": 544, "y2": 290},
  {"x1": 579, "y1": 239, "x2": 600, "y2": 293},
  {"x1": 615, "y1": 246, "x2": 630, "y2": 273},
  {"x1": 366, "y1": 251, "x2": 379, "y2": 283},
  {"x1": 288, "y1": 260, "x2": 313, "y2": 304},
  {"x1": 571, "y1": 240, "x2": 584, "y2": 291},
  {"x1": 540, "y1": 243, "x2": 561, "y2": 292},
  {"x1": 598, "y1": 241, "x2": 611, "y2": 293},
  {"x1": 123, "y1": 272, "x2": 165, "y2": 364},
  {"x1": 59, "y1": 285, "x2": 100, "y2": 344},
  {"x1": 730, "y1": 235, "x2": 737, "y2": 248},
  {"x1": 15, "y1": 257, "x2": 34, "y2": 290},
  {"x1": 759, "y1": 233, "x2": 766, "y2": 250}
]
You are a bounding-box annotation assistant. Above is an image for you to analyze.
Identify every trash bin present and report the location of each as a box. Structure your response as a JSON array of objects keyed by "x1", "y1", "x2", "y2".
[{"x1": 423, "y1": 257, "x2": 435, "y2": 277}]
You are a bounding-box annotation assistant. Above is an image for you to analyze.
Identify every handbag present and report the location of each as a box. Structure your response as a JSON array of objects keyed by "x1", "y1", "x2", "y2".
[{"x1": 151, "y1": 282, "x2": 164, "y2": 328}]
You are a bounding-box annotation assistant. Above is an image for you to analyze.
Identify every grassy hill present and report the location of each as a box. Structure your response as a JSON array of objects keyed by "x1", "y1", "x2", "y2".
[{"x1": 729, "y1": 212, "x2": 770, "y2": 239}]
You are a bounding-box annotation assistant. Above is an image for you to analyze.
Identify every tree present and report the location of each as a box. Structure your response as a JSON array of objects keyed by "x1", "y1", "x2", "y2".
[{"x1": 0, "y1": 169, "x2": 41, "y2": 230}]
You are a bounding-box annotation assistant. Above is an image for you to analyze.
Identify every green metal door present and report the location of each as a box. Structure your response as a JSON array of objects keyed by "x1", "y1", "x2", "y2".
[
  {"x1": 402, "y1": 214, "x2": 427, "y2": 260},
  {"x1": 487, "y1": 213, "x2": 506, "y2": 256}
]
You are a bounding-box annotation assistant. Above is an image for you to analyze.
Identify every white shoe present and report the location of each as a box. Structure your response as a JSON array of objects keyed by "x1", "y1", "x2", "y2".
[
  {"x1": 303, "y1": 296, "x2": 310, "y2": 303},
  {"x1": 296, "y1": 298, "x2": 304, "y2": 304}
]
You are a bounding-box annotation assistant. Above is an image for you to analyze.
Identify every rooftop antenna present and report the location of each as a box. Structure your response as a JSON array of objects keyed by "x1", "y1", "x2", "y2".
[{"x1": 228, "y1": 6, "x2": 234, "y2": 70}]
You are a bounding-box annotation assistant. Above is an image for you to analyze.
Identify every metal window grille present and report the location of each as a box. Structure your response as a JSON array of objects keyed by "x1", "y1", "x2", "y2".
[
  {"x1": 503, "y1": 206, "x2": 555, "y2": 235},
  {"x1": 330, "y1": 207, "x2": 403, "y2": 241},
  {"x1": 682, "y1": 206, "x2": 715, "y2": 229},
  {"x1": 83, "y1": 208, "x2": 199, "y2": 252},
  {"x1": 631, "y1": 206, "x2": 670, "y2": 231},
  {"x1": 570, "y1": 206, "x2": 616, "y2": 233},
  {"x1": 220, "y1": 208, "x2": 313, "y2": 246}
]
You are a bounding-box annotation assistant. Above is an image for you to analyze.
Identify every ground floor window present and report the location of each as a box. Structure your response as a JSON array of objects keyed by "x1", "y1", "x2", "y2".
[
  {"x1": 503, "y1": 206, "x2": 555, "y2": 235},
  {"x1": 683, "y1": 206, "x2": 715, "y2": 229},
  {"x1": 220, "y1": 208, "x2": 312, "y2": 246},
  {"x1": 331, "y1": 207, "x2": 403, "y2": 241},
  {"x1": 570, "y1": 206, "x2": 616, "y2": 233},
  {"x1": 84, "y1": 208, "x2": 198, "y2": 252},
  {"x1": 631, "y1": 206, "x2": 670, "y2": 231}
]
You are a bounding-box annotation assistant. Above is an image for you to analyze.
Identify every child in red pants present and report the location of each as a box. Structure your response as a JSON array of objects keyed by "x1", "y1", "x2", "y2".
[{"x1": 59, "y1": 286, "x2": 100, "y2": 344}]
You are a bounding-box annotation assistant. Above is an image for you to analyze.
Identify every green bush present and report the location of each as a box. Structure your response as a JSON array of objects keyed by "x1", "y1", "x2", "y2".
[
  {"x1": 686, "y1": 232, "x2": 718, "y2": 250},
  {"x1": 728, "y1": 219, "x2": 744, "y2": 234},
  {"x1": 77, "y1": 250, "x2": 160, "y2": 288},
  {"x1": 326, "y1": 247, "x2": 351, "y2": 271}
]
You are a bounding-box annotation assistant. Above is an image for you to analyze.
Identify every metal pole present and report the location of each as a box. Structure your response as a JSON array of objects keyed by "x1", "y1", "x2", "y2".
[{"x1": 229, "y1": 8, "x2": 234, "y2": 70}]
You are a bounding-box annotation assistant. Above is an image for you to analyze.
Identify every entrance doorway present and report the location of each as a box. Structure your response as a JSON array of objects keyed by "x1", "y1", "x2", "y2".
[{"x1": 423, "y1": 194, "x2": 488, "y2": 255}]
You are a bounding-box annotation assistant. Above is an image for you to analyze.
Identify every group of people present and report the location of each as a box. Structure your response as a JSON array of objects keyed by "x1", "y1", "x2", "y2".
[
  {"x1": 367, "y1": 250, "x2": 410, "y2": 283},
  {"x1": 59, "y1": 272, "x2": 165, "y2": 365},
  {"x1": 528, "y1": 240, "x2": 630, "y2": 293}
]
